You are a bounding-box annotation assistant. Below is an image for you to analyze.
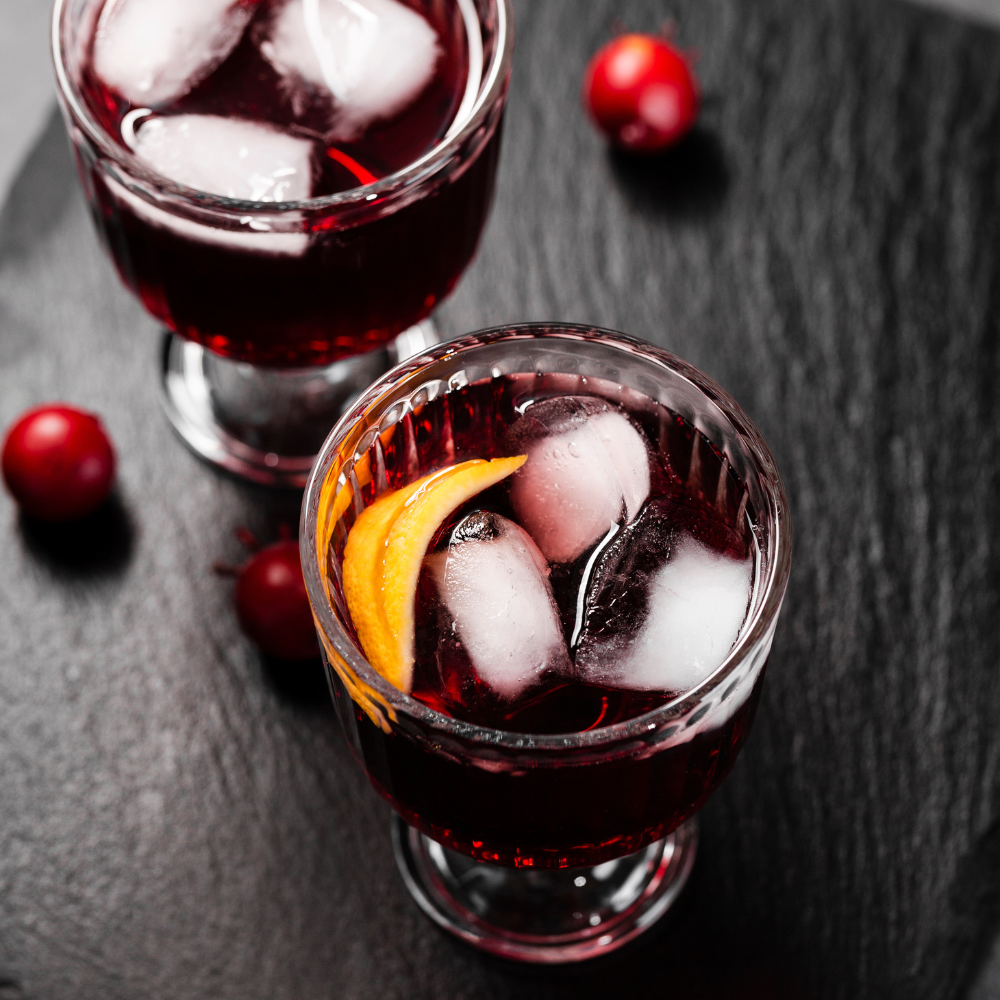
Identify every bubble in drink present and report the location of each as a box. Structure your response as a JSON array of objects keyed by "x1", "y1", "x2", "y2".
[
  {"x1": 93, "y1": 0, "x2": 253, "y2": 105},
  {"x1": 425, "y1": 511, "x2": 571, "y2": 703},
  {"x1": 507, "y1": 396, "x2": 651, "y2": 564},
  {"x1": 260, "y1": 0, "x2": 441, "y2": 140},
  {"x1": 130, "y1": 114, "x2": 314, "y2": 201}
]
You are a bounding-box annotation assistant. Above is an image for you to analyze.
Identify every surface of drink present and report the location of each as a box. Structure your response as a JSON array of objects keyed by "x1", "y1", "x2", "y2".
[
  {"x1": 81, "y1": 0, "x2": 476, "y2": 194},
  {"x1": 325, "y1": 371, "x2": 766, "y2": 866},
  {"x1": 67, "y1": 0, "x2": 501, "y2": 367}
]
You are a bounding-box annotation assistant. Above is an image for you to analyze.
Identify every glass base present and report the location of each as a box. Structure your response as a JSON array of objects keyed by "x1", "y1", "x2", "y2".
[
  {"x1": 391, "y1": 814, "x2": 698, "y2": 964},
  {"x1": 158, "y1": 320, "x2": 440, "y2": 488}
]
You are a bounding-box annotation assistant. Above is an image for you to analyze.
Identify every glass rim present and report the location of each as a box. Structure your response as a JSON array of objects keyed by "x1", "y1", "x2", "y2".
[
  {"x1": 51, "y1": 0, "x2": 514, "y2": 214},
  {"x1": 301, "y1": 323, "x2": 793, "y2": 750}
]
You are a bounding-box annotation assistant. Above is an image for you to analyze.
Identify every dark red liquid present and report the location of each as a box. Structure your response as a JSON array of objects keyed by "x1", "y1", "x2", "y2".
[
  {"x1": 326, "y1": 373, "x2": 767, "y2": 867},
  {"x1": 71, "y1": 0, "x2": 504, "y2": 367},
  {"x1": 334, "y1": 673, "x2": 763, "y2": 867}
]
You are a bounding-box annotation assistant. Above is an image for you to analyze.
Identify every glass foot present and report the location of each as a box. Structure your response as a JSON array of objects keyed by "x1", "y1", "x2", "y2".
[
  {"x1": 159, "y1": 320, "x2": 440, "y2": 488},
  {"x1": 391, "y1": 814, "x2": 698, "y2": 964}
]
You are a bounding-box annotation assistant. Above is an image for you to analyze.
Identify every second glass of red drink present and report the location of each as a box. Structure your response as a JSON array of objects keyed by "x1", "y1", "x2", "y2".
[{"x1": 53, "y1": 0, "x2": 513, "y2": 485}]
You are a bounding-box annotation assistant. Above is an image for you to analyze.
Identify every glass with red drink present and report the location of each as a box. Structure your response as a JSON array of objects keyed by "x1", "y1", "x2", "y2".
[
  {"x1": 301, "y1": 324, "x2": 792, "y2": 962},
  {"x1": 52, "y1": 0, "x2": 513, "y2": 485}
]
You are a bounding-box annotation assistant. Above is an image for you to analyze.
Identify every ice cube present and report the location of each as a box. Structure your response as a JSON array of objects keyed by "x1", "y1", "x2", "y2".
[
  {"x1": 93, "y1": 0, "x2": 252, "y2": 106},
  {"x1": 507, "y1": 397, "x2": 651, "y2": 564},
  {"x1": 576, "y1": 529, "x2": 752, "y2": 695},
  {"x1": 260, "y1": 0, "x2": 440, "y2": 140},
  {"x1": 427, "y1": 512, "x2": 571, "y2": 701},
  {"x1": 132, "y1": 115, "x2": 314, "y2": 202}
]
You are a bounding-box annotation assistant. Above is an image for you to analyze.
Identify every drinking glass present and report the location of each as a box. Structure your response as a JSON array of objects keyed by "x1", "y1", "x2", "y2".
[
  {"x1": 52, "y1": 0, "x2": 514, "y2": 486},
  {"x1": 301, "y1": 324, "x2": 792, "y2": 962}
]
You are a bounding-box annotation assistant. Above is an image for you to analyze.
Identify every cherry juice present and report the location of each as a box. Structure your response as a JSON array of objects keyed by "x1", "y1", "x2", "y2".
[
  {"x1": 325, "y1": 373, "x2": 768, "y2": 867},
  {"x1": 70, "y1": 0, "x2": 503, "y2": 366}
]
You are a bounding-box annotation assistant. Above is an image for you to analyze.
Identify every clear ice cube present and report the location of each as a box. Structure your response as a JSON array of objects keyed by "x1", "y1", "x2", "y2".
[
  {"x1": 427, "y1": 511, "x2": 571, "y2": 701},
  {"x1": 576, "y1": 514, "x2": 752, "y2": 694},
  {"x1": 259, "y1": 0, "x2": 440, "y2": 140},
  {"x1": 507, "y1": 397, "x2": 651, "y2": 564},
  {"x1": 93, "y1": 0, "x2": 253, "y2": 106},
  {"x1": 132, "y1": 114, "x2": 314, "y2": 202}
]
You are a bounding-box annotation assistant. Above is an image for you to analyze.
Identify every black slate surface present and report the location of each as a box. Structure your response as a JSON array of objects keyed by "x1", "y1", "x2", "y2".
[{"x1": 3, "y1": 0, "x2": 1000, "y2": 996}]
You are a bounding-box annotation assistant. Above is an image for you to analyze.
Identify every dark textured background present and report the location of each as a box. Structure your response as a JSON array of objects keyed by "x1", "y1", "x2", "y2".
[{"x1": 3, "y1": 0, "x2": 1000, "y2": 996}]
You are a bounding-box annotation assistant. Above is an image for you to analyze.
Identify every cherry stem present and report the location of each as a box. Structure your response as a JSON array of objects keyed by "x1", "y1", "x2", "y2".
[{"x1": 235, "y1": 527, "x2": 259, "y2": 551}]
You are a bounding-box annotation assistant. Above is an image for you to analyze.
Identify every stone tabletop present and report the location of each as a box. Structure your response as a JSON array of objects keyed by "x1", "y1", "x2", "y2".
[{"x1": 3, "y1": 0, "x2": 1000, "y2": 997}]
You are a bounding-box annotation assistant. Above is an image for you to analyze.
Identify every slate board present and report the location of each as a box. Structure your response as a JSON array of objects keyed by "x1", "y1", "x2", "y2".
[{"x1": 4, "y1": 0, "x2": 1000, "y2": 996}]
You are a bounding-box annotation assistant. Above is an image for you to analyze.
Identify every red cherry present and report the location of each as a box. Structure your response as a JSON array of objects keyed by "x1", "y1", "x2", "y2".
[
  {"x1": 235, "y1": 540, "x2": 320, "y2": 661},
  {"x1": 1, "y1": 404, "x2": 116, "y2": 521},
  {"x1": 583, "y1": 34, "x2": 699, "y2": 153}
]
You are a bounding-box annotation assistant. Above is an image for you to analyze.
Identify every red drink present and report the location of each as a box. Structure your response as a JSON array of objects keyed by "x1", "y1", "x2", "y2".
[
  {"x1": 59, "y1": 0, "x2": 505, "y2": 367},
  {"x1": 304, "y1": 327, "x2": 791, "y2": 958},
  {"x1": 325, "y1": 370, "x2": 764, "y2": 867}
]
